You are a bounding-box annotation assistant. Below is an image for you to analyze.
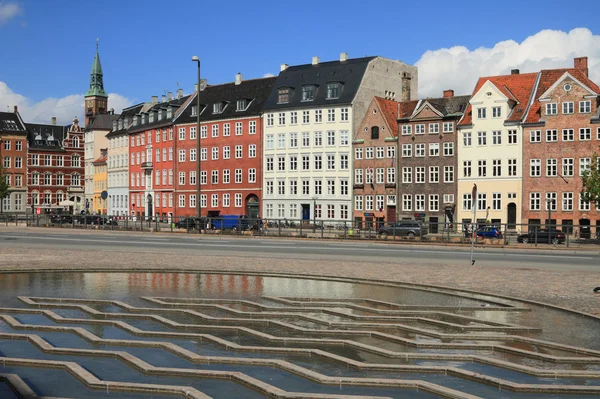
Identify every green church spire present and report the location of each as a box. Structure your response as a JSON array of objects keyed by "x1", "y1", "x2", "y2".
[{"x1": 85, "y1": 39, "x2": 107, "y2": 97}]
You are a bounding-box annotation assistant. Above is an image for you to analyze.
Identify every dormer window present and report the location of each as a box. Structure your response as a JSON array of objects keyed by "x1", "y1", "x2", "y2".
[
  {"x1": 167, "y1": 106, "x2": 173, "y2": 119},
  {"x1": 191, "y1": 106, "x2": 198, "y2": 116},
  {"x1": 213, "y1": 103, "x2": 224, "y2": 114},
  {"x1": 118, "y1": 119, "x2": 123, "y2": 130},
  {"x1": 326, "y1": 82, "x2": 341, "y2": 100},
  {"x1": 236, "y1": 99, "x2": 248, "y2": 111},
  {"x1": 124, "y1": 117, "x2": 129, "y2": 127},
  {"x1": 158, "y1": 110, "x2": 163, "y2": 121},
  {"x1": 113, "y1": 120, "x2": 118, "y2": 131},
  {"x1": 133, "y1": 116, "x2": 138, "y2": 126},
  {"x1": 302, "y1": 85, "x2": 315, "y2": 102},
  {"x1": 141, "y1": 114, "x2": 146, "y2": 124},
  {"x1": 278, "y1": 87, "x2": 291, "y2": 104},
  {"x1": 149, "y1": 112, "x2": 155, "y2": 123}
]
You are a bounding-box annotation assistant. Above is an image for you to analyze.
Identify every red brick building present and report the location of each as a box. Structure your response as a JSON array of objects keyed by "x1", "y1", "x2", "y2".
[
  {"x1": 26, "y1": 117, "x2": 85, "y2": 214},
  {"x1": 173, "y1": 75, "x2": 275, "y2": 220},
  {"x1": 397, "y1": 91, "x2": 469, "y2": 231},
  {"x1": 522, "y1": 57, "x2": 600, "y2": 235},
  {"x1": 352, "y1": 96, "x2": 400, "y2": 227},
  {"x1": 0, "y1": 107, "x2": 28, "y2": 214}
]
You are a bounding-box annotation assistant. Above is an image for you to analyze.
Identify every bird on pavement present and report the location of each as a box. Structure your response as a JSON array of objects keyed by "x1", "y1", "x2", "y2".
[{"x1": 594, "y1": 287, "x2": 600, "y2": 293}]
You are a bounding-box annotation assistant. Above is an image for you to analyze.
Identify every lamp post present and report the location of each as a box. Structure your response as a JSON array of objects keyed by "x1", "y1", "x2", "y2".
[
  {"x1": 191, "y1": 56, "x2": 201, "y2": 227},
  {"x1": 546, "y1": 198, "x2": 553, "y2": 229},
  {"x1": 146, "y1": 193, "x2": 153, "y2": 224},
  {"x1": 312, "y1": 196, "x2": 317, "y2": 232}
]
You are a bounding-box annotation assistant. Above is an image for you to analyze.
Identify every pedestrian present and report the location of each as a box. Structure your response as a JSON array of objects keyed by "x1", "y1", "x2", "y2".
[{"x1": 464, "y1": 223, "x2": 470, "y2": 239}]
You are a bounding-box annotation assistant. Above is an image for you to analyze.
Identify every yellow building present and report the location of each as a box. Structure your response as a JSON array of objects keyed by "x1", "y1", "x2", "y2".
[{"x1": 92, "y1": 148, "x2": 108, "y2": 214}]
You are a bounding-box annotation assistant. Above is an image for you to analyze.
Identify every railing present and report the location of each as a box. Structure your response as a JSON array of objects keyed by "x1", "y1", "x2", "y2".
[{"x1": 141, "y1": 162, "x2": 153, "y2": 169}]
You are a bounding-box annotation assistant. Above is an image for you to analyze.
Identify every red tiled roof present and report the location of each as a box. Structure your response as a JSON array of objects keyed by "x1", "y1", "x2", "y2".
[
  {"x1": 398, "y1": 99, "x2": 419, "y2": 119},
  {"x1": 459, "y1": 73, "x2": 538, "y2": 126},
  {"x1": 525, "y1": 68, "x2": 600, "y2": 124},
  {"x1": 373, "y1": 96, "x2": 400, "y2": 136},
  {"x1": 92, "y1": 154, "x2": 107, "y2": 165}
]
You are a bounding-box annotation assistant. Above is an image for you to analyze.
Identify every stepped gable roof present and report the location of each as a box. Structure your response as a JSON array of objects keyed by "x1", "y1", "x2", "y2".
[
  {"x1": 459, "y1": 72, "x2": 538, "y2": 126},
  {"x1": 263, "y1": 57, "x2": 376, "y2": 110},
  {"x1": 373, "y1": 97, "x2": 400, "y2": 137},
  {"x1": 525, "y1": 68, "x2": 600, "y2": 124},
  {"x1": 26, "y1": 123, "x2": 69, "y2": 152},
  {"x1": 0, "y1": 111, "x2": 27, "y2": 134},
  {"x1": 128, "y1": 96, "x2": 191, "y2": 134},
  {"x1": 175, "y1": 76, "x2": 277, "y2": 125},
  {"x1": 106, "y1": 103, "x2": 145, "y2": 138}
]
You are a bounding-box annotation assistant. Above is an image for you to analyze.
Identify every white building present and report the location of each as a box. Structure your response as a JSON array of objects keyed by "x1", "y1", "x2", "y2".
[{"x1": 262, "y1": 54, "x2": 417, "y2": 223}]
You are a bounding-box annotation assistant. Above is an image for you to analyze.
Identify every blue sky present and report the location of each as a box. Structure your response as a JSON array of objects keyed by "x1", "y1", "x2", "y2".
[{"x1": 1, "y1": 0, "x2": 599, "y2": 123}]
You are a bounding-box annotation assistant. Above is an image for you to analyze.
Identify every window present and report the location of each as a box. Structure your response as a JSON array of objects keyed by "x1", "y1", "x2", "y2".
[
  {"x1": 278, "y1": 88, "x2": 290, "y2": 103},
  {"x1": 402, "y1": 194, "x2": 412, "y2": 211},
  {"x1": 508, "y1": 159, "x2": 517, "y2": 176},
  {"x1": 340, "y1": 130, "x2": 349, "y2": 146},
  {"x1": 415, "y1": 144, "x2": 425, "y2": 157},
  {"x1": 579, "y1": 193, "x2": 590, "y2": 211},
  {"x1": 289, "y1": 156, "x2": 297, "y2": 171},
  {"x1": 211, "y1": 194, "x2": 219, "y2": 207},
  {"x1": 415, "y1": 167, "x2": 425, "y2": 183},
  {"x1": 302, "y1": 85, "x2": 315, "y2": 101},
  {"x1": 302, "y1": 111, "x2": 310, "y2": 124},
  {"x1": 267, "y1": 114, "x2": 274, "y2": 126},
  {"x1": 314, "y1": 154, "x2": 322, "y2": 170},
  {"x1": 530, "y1": 130, "x2": 541, "y2": 142},
  {"x1": 223, "y1": 123, "x2": 231, "y2": 136},
  {"x1": 315, "y1": 110, "x2": 322, "y2": 123},
  {"x1": 415, "y1": 124, "x2": 425, "y2": 134},
  {"x1": 477, "y1": 131, "x2": 487, "y2": 145},
  {"x1": 248, "y1": 168, "x2": 256, "y2": 183},
  {"x1": 201, "y1": 125, "x2": 207, "y2": 138},
  {"x1": 370, "y1": 126, "x2": 379, "y2": 139},
  {"x1": 429, "y1": 143, "x2": 439, "y2": 156},
  {"x1": 386, "y1": 146, "x2": 395, "y2": 159},
  {"x1": 314, "y1": 179, "x2": 322, "y2": 195},
  {"x1": 562, "y1": 192, "x2": 573, "y2": 211},
  {"x1": 402, "y1": 125, "x2": 412, "y2": 135},
  {"x1": 376, "y1": 168, "x2": 384, "y2": 184},
  {"x1": 211, "y1": 124, "x2": 219, "y2": 137},
  {"x1": 265, "y1": 181, "x2": 273, "y2": 195},
  {"x1": 429, "y1": 166, "x2": 439, "y2": 183},
  {"x1": 478, "y1": 160, "x2": 487, "y2": 177},
  {"x1": 580, "y1": 128, "x2": 591, "y2": 141},
  {"x1": 429, "y1": 195, "x2": 439, "y2": 212},
  {"x1": 477, "y1": 193, "x2": 487, "y2": 210},
  {"x1": 289, "y1": 180, "x2": 297, "y2": 195},
  {"x1": 415, "y1": 194, "x2": 425, "y2": 211},
  {"x1": 341, "y1": 108, "x2": 349, "y2": 121},
  {"x1": 443, "y1": 194, "x2": 454, "y2": 204},
  {"x1": 2, "y1": 141, "x2": 9, "y2": 151},
  {"x1": 546, "y1": 159, "x2": 557, "y2": 176},
  {"x1": 178, "y1": 128, "x2": 185, "y2": 140},
  {"x1": 444, "y1": 166, "x2": 454, "y2": 183},
  {"x1": 277, "y1": 133, "x2": 285, "y2": 148},
  {"x1": 366, "y1": 147, "x2": 374, "y2": 159},
  {"x1": 530, "y1": 192, "x2": 541, "y2": 211},
  {"x1": 508, "y1": 130, "x2": 517, "y2": 144},
  {"x1": 302, "y1": 180, "x2": 310, "y2": 195},
  {"x1": 266, "y1": 156, "x2": 273, "y2": 171},
  {"x1": 327, "y1": 131, "x2": 335, "y2": 146},
  {"x1": 326, "y1": 82, "x2": 341, "y2": 99},
  {"x1": 302, "y1": 132, "x2": 310, "y2": 147},
  {"x1": 290, "y1": 111, "x2": 297, "y2": 124},
  {"x1": 190, "y1": 171, "x2": 197, "y2": 185},
  {"x1": 375, "y1": 195, "x2": 384, "y2": 212},
  {"x1": 376, "y1": 147, "x2": 384, "y2": 158},
  {"x1": 386, "y1": 168, "x2": 395, "y2": 184},
  {"x1": 328, "y1": 109, "x2": 336, "y2": 122},
  {"x1": 546, "y1": 192, "x2": 557, "y2": 211},
  {"x1": 546, "y1": 129, "x2": 557, "y2": 142},
  {"x1": 463, "y1": 132, "x2": 472, "y2": 146},
  {"x1": 327, "y1": 154, "x2": 335, "y2": 170},
  {"x1": 579, "y1": 100, "x2": 591, "y2": 113},
  {"x1": 266, "y1": 134, "x2": 274, "y2": 149},
  {"x1": 355, "y1": 169, "x2": 364, "y2": 184},
  {"x1": 492, "y1": 159, "x2": 502, "y2": 176},
  {"x1": 355, "y1": 147, "x2": 363, "y2": 160},
  {"x1": 289, "y1": 132, "x2": 298, "y2": 148},
  {"x1": 340, "y1": 154, "x2": 348, "y2": 170},
  {"x1": 211, "y1": 147, "x2": 219, "y2": 160},
  {"x1": 249, "y1": 121, "x2": 256, "y2": 134},
  {"x1": 236, "y1": 99, "x2": 247, "y2": 111},
  {"x1": 44, "y1": 155, "x2": 52, "y2": 166},
  {"x1": 580, "y1": 157, "x2": 591, "y2": 176},
  {"x1": 562, "y1": 158, "x2": 574, "y2": 176},
  {"x1": 201, "y1": 171, "x2": 207, "y2": 185},
  {"x1": 492, "y1": 107, "x2": 501, "y2": 118},
  {"x1": 278, "y1": 180, "x2": 285, "y2": 195},
  {"x1": 179, "y1": 149, "x2": 186, "y2": 162},
  {"x1": 463, "y1": 161, "x2": 472, "y2": 177},
  {"x1": 443, "y1": 122, "x2": 454, "y2": 133},
  {"x1": 402, "y1": 167, "x2": 412, "y2": 183},
  {"x1": 211, "y1": 170, "x2": 218, "y2": 184},
  {"x1": 477, "y1": 108, "x2": 486, "y2": 119},
  {"x1": 546, "y1": 103, "x2": 557, "y2": 115},
  {"x1": 278, "y1": 156, "x2": 286, "y2": 171},
  {"x1": 365, "y1": 168, "x2": 373, "y2": 184},
  {"x1": 530, "y1": 159, "x2": 541, "y2": 177},
  {"x1": 562, "y1": 102, "x2": 574, "y2": 114},
  {"x1": 302, "y1": 155, "x2": 310, "y2": 170},
  {"x1": 3, "y1": 156, "x2": 9, "y2": 168},
  {"x1": 179, "y1": 172, "x2": 185, "y2": 185},
  {"x1": 428, "y1": 123, "x2": 440, "y2": 134},
  {"x1": 355, "y1": 195, "x2": 364, "y2": 211},
  {"x1": 327, "y1": 179, "x2": 335, "y2": 195}
]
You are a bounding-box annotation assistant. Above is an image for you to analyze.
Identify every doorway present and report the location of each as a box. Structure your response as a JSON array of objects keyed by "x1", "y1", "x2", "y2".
[
  {"x1": 245, "y1": 195, "x2": 259, "y2": 219},
  {"x1": 301, "y1": 204, "x2": 310, "y2": 221},
  {"x1": 507, "y1": 203, "x2": 517, "y2": 229}
]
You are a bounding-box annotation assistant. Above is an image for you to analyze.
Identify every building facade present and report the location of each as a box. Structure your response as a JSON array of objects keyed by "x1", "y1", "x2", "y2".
[
  {"x1": 397, "y1": 91, "x2": 469, "y2": 231},
  {"x1": 174, "y1": 75, "x2": 275, "y2": 220},
  {"x1": 26, "y1": 118, "x2": 85, "y2": 213},
  {"x1": 352, "y1": 96, "x2": 400, "y2": 228},
  {"x1": 522, "y1": 57, "x2": 600, "y2": 234},
  {"x1": 262, "y1": 54, "x2": 417, "y2": 223},
  {"x1": 0, "y1": 107, "x2": 28, "y2": 214},
  {"x1": 92, "y1": 149, "x2": 107, "y2": 214},
  {"x1": 457, "y1": 72, "x2": 537, "y2": 229}
]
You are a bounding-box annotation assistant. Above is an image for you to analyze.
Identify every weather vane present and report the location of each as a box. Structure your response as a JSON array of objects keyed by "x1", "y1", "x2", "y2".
[{"x1": 96, "y1": 38, "x2": 99, "y2": 52}]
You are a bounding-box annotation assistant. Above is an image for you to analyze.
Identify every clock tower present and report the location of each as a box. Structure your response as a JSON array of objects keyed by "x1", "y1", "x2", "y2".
[{"x1": 84, "y1": 39, "x2": 108, "y2": 126}]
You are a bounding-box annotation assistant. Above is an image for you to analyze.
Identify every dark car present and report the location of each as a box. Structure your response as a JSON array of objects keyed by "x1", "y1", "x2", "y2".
[
  {"x1": 377, "y1": 220, "x2": 428, "y2": 237},
  {"x1": 517, "y1": 229, "x2": 566, "y2": 244},
  {"x1": 50, "y1": 214, "x2": 73, "y2": 224},
  {"x1": 174, "y1": 217, "x2": 216, "y2": 230},
  {"x1": 476, "y1": 226, "x2": 502, "y2": 239}
]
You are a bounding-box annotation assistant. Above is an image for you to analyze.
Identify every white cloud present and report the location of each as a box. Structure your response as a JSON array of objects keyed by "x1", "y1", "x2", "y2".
[
  {"x1": 0, "y1": 81, "x2": 133, "y2": 125},
  {"x1": 415, "y1": 28, "x2": 600, "y2": 98},
  {"x1": 0, "y1": 2, "x2": 22, "y2": 25}
]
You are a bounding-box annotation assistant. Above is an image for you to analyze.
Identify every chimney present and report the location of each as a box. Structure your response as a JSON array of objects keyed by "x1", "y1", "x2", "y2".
[
  {"x1": 280, "y1": 64, "x2": 288, "y2": 72},
  {"x1": 199, "y1": 78, "x2": 207, "y2": 91},
  {"x1": 312, "y1": 56, "x2": 320, "y2": 65},
  {"x1": 177, "y1": 88, "x2": 183, "y2": 99},
  {"x1": 574, "y1": 56, "x2": 588, "y2": 77},
  {"x1": 235, "y1": 72, "x2": 243, "y2": 85},
  {"x1": 13, "y1": 105, "x2": 18, "y2": 114},
  {"x1": 167, "y1": 91, "x2": 173, "y2": 101},
  {"x1": 194, "y1": 83, "x2": 198, "y2": 92},
  {"x1": 51, "y1": 117, "x2": 57, "y2": 125},
  {"x1": 443, "y1": 89, "x2": 454, "y2": 98},
  {"x1": 161, "y1": 95, "x2": 166, "y2": 103},
  {"x1": 151, "y1": 95, "x2": 158, "y2": 103},
  {"x1": 340, "y1": 52, "x2": 348, "y2": 62},
  {"x1": 511, "y1": 69, "x2": 520, "y2": 75},
  {"x1": 401, "y1": 72, "x2": 411, "y2": 101}
]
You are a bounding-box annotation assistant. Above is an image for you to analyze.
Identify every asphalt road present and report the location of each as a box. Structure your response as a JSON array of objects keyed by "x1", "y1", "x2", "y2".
[{"x1": 1, "y1": 229, "x2": 598, "y2": 272}]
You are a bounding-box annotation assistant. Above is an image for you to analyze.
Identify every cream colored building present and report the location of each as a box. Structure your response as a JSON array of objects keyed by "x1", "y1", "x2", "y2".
[
  {"x1": 457, "y1": 72, "x2": 537, "y2": 228},
  {"x1": 84, "y1": 114, "x2": 117, "y2": 211}
]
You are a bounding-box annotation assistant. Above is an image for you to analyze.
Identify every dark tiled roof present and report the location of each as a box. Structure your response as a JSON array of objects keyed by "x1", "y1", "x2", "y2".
[
  {"x1": 397, "y1": 100, "x2": 419, "y2": 119},
  {"x1": 373, "y1": 97, "x2": 400, "y2": 137},
  {"x1": 87, "y1": 113, "x2": 119, "y2": 131},
  {"x1": 420, "y1": 95, "x2": 471, "y2": 117},
  {"x1": 26, "y1": 123, "x2": 69, "y2": 151},
  {"x1": 459, "y1": 73, "x2": 538, "y2": 126},
  {"x1": 128, "y1": 96, "x2": 192, "y2": 134},
  {"x1": 0, "y1": 112, "x2": 27, "y2": 133},
  {"x1": 262, "y1": 57, "x2": 376, "y2": 110},
  {"x1": 106, "y1": 103, "x2": 145, "y2": 138},
  {"x1": 175, "y1": 77, "x2": 277, "y2": 125}
]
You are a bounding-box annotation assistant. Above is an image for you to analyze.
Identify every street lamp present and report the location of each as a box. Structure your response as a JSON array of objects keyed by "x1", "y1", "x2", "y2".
[
  {"x1": 546, "y1": 198, "x2": 553, "y2": 229},
  {"x1": 191, "y1": 56, "x2": 201, "y2": 226}
]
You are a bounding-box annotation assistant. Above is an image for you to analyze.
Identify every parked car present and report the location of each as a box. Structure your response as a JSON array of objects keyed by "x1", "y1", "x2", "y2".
[
  {"x1": 476, "y1": 226, "x2": 503, "y2": 239},
  {"x1": 50, "y1": 214, "x2": 73, "y2": 224},
  {"x1": 377, "y1": 220, "x2": 428, "y2": 237},
  {"x1": 174, "y1": 217, "x2": 216, "y2": 230},
  {"x1": 517, "y1": 229, "x2": 566, "y2": 244},
  {"x1": 74, "y1": 215, "x2": 115, "y2": 225}
]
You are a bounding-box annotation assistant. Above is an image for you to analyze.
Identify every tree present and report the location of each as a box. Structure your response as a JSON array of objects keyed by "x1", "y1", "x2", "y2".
[
  {"x1": 0, "y1": 164, "x2": 9, "y2": 213},
  {"x1": 581, "y1": 149, "x2": 600, "y2": 205}
]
